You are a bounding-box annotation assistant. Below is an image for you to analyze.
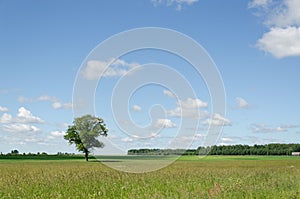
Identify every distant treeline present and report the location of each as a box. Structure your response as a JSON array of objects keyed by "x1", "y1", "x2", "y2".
[
  {"x1": 128, "y1": 143, "x2": 300, "y2": 156},
  {"x1": 1, "y1": 150, "x2": 75, "y2": 156},
  {"x1": 0, "y1": 150, "x2": 86, "y2": 160}
]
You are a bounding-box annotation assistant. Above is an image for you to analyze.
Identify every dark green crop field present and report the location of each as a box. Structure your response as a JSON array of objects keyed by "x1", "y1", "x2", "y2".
[{"x1": 0, "y1": 156, "x2": 299, "y2": 198}]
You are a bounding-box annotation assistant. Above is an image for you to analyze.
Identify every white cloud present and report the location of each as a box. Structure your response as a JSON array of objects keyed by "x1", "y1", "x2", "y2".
[
  {"x1": 195, "y1": 133, "x2": 207, "y2": 138},
  {"x1": 48, "y1": 130, "x2": 65, "y2": 139},
  {"x1": 236, "y1": 97, "x2": 250, "y2": 109},
  {"x1": 17, "y1": 107, "x2": 44, "y2": 123},
  {"x1": 250, "y1": 0, "x2": 300, "y2": 58},
  {"x1": 163, "y1": 90, "x2": 176, "y2": 98},
  {"x1": 37, "y1": 95, "x2": 58, "y2": 102},
  {"x1": 176, "y1": 0, "x2": 198, "y2": 4},
  {"x1": 0, "y1": 107, "x2": 44, "y2": 124},
  {"x1": 248, "y1": 0, "x2": 271, "y2": 9},
  {"x1": 2, "y1": 124, "x2": 40, "y2": 133},
  {"x1": 155, "y1": 118, "x2": 176, "y2": 128},
  {"x1": 121, "y1": 137, "x2": 134, "y2": 142},
  {"x1": 52, "y1": 102, "x2": 73, "y2": 110},
  {"x1": 50, "y1": 130, "x2": 65, "y2": 137},
  {"x1": 204, "y1": 113, "x2": 231, "y2": 127},
  {"x1": 257, "y1": 26, "x2": 300, "y2": 58},
  {"x1": 280, "y1": 124, "x2": 300, "y2": 129},
  {"x1": 221, "y1": 137, "x2": 233, "y2": 142},
  {"x1": 266, "y1": 0, "x2": 300, "y2": 27},
  {"x1": 0, "y1": 106, "x2": 8, "y2": 112},
  {"x1": 151, "y1": 0, "x2": 198, "y2": 11},
  {"x1": 179, "y1": 98, "x2": 208, "y2": 109},
  {"x1": 249, "y1": 0, "x2": 300, "y2": 26},
  {"x1": 150, "y1": 132, "x2": 160, "y2": 138},
  {"x1": 24, "y1": 137, "x2": 39, "y2": 142},
  {"x1": 218, "y1": 137, "x2": 234, "y2": 145},
  {"x1": 47, "y1": 131, "x2": 66, "y2": 140},
  {"x1": 251, "y1": 123, "x2": 288, "y2": 133},
  {"x1": 132, "y1": 105, "x2": 142, "y2": 112},
  {"x1": 19, "y1": 95, "x2": 72, "y2": 110},
  {"x1": 250, "y1": 123, "x2": 300, "y2": 133},
  {"x1": 167, "y1": 107, "x2": 209, "y2": 119},
  {"x1": 0, "y1": 113, "x2": 13, "y2": 123},
  {"x1": 167, "y1": 98, "x2": 209, "y2": 119},
  {"x1": 81, "y1": 58, "x2": 140, "y2": 80}
]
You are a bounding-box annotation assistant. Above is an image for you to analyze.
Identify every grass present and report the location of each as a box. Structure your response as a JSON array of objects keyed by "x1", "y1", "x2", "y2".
[{"x1": 0, "y1": 156, "x2": 299, "y2": 198}]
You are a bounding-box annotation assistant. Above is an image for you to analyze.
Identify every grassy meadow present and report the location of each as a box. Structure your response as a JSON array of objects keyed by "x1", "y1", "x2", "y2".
[{"x1": 0, "y1": 156, "x2": 299, "y2": 198}]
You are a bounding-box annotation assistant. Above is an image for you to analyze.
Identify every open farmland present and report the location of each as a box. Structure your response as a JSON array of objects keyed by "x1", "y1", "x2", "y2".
[{"x1": 0, "y1": 156, "x2": 299, "y2": 198}]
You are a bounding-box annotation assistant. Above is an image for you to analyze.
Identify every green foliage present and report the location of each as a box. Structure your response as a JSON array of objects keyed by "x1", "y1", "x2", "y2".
[
  {"x1": 11, "y1": 149, "x2": 19, "y2": 155},
  {"x1": 64, "y1": 115, "x2": 108, "y2": 161},
  {"x1": 128, "y1": 143, "x2": 300, "y2": 156},
  {"x1": 128, "y1": 148, "x2": 194, "y2": 155},
  {"x1": 208, "y1": 143, "x2": 300, "y2": 155}
]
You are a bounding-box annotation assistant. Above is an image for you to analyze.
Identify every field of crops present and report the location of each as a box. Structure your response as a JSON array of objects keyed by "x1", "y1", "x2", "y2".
[{"x1": 0, "y1": 156, "x2": 299, "y2": 198}]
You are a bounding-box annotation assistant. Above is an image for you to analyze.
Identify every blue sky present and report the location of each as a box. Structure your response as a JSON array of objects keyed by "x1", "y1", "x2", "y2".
[{"x1": 0, "y1": 0, "x2": 300, "y2": 154}]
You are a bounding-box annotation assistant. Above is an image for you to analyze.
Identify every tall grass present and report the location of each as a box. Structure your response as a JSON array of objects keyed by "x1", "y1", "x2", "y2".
[{"x1": 0, "y1": 157, "x2": 299, "y2": 198}]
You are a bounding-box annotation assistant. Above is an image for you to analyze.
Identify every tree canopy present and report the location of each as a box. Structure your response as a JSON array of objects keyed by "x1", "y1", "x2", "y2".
[
  {"x1": 64, "y1": 115, "x2": 108, "y2": 161},
  {"x1": 128, "y1": 143, "x2": 300, "y2": 156}
]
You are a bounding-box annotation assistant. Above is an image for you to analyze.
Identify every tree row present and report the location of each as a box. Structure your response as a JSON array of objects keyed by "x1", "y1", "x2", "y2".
[{"x1": 128, "y1": 143, "x2": 300, "y2": 156}]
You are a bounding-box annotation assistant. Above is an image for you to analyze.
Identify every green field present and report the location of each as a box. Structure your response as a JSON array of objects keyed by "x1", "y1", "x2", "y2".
[{"x1": 0, "y1": 156, "x2": 299, "y2": 198}]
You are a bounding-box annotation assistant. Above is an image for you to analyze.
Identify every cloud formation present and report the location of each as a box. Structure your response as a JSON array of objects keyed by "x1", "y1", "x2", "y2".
[
  {"x1": 81, "y1": 58, "x2": 139, "y2": 80},
  {"x1": 218, "y1": 137, "x2": 234, "y2": 145},
  {"x1": 167, "y1": 98, "x2": 209, "y2": 119},
  {"x1": 2, "y1": 124, "x2": 40, "y2": 133},
  {"x1": 19, "y1": 95, "x2": 72, "y2": 110},
  {"x1": 151, "y1": 0, "x2": 199, "y2": 11},
  {"x1": 251, "y1": 123, "x2": 300, "y2": 133},
  {"x1": 264, "y1": 0, "x2": 300, "y2": 27},
  {"x1": 47, "y1": 130, "x2": 66, "y2": 140},
  {"x1": 251, "y1": 123, "x2": 287, "y2": 133},
  {"x1": 52, "y1": 102, "x2": 73, "y2": 110},
  {"x1": 17, "y1": 107, "x2": 44, "y2": 123},
  {"x1": 163, "y1": 90, "x2": 176, "y2": 98},
  {"x1": 37, "y1": 95, "x2": 58, "y2": 102},
  {"x1": 248, "y1": 0, "x2": 272, "y2": 9},
  {"x1": 0, "y1": 107, "x2": 43, "y2": 133},
  {"x1": 257, "y1": 26, "x2": 300, "y2": 58},
  {"x1": 155, "y1": 118, "x2": 176, "y2": 128},
  {"x1": 179, "y1": 98, "x2": 208, "y2": 109},
  {"x1": 0, "y1": 107, "x2": 44, "y2": 124},
  {"x1": 249, "y1": 0, "x2": 300, "y2": 58},
  {"x1": 0, "y1": 113, "x2": 13, "y2": 124},
  {"x1": 121, "y1": 137, "x2": 134, "y2": 142},
  {"x1": 203, "y1": 113, "x2": 231, "y2": 127},
  {"x1": 0, "y1": 106, "x2": 8, "y2": 112},
  {"x1": 132, "y1": 105, "x2": 142, "y2": 112},
  {"x1": 236, "y1": 97, "x2": 250, "y2": 109}
]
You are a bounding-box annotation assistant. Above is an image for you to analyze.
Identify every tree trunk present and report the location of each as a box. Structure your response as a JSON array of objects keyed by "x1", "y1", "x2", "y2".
[{"x1": 84, "y1": 151, "x2": 89, "y2": 161}]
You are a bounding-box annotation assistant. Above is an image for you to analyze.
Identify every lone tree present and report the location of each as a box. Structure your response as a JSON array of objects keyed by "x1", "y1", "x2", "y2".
[
  {"x1": 64, "y1": 115, "x2": 108, "y2": 161},
  {"x1": 11, "y1": 149, "x2": 19, "y2": 155}
]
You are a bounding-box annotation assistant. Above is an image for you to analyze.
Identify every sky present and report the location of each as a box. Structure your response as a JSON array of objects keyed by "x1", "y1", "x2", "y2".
[{"x1": 0, "y1": 0, "x2": 300, "y2": 154}]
